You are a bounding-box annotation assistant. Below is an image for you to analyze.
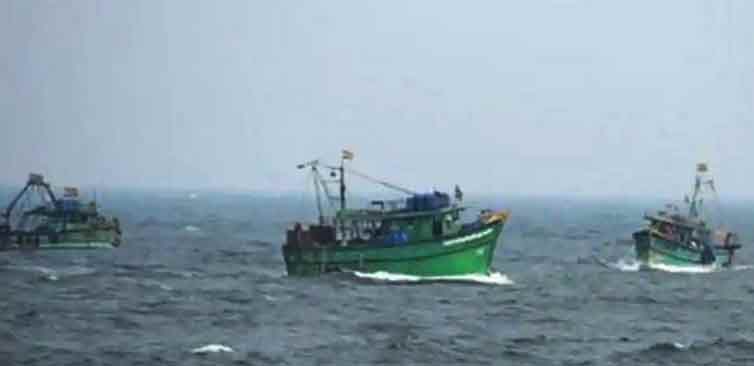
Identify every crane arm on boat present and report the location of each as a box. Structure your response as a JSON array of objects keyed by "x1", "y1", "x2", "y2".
[{"x1": 3, "y1": 174, "x2": 57, "y2": 224}]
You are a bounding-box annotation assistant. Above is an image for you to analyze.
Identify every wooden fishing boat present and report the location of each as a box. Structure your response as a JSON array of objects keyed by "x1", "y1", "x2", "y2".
[
  {"x1": 282, "y1": 151, "x2": 509, "y2": 277},
  {"x1": 0, "y1": 174, "x2": 122, "y2": 250},
  {"x1": 633, "y1": 164, "x2": 741, "y2": 267}
]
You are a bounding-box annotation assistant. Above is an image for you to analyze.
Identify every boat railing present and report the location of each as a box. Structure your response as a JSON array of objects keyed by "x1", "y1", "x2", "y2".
[{"x1": 370, "y1": 199, "x2": 407, "y2": 212}]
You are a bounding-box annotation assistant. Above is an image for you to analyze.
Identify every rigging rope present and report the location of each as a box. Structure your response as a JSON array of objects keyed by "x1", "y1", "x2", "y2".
[
  {"x1": 313, "y1": 169, "x2": 336, "y2": 216},
  {"x1": 707, "y1": 179, "x2": 729, "y2": 231},
  {"x1": 344, "y1": 167, "x2": 417, "y2": 196}
]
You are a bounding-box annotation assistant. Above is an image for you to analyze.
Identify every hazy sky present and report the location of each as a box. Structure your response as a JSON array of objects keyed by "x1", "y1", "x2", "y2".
[{"x1": 2, "y1": 1, "x2": 752, "y2": 198}]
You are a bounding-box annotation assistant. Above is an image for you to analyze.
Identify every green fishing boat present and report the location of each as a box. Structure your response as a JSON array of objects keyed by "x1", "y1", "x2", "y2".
[
  {"x1": 633, "y1": 163, "x2": 742, "y2": 267},
  {"x1": 282, "y1": 151, "x2": 509, "y2": 277},
  {"x1": 0, "y1": 174, "x2": 122, "y2": 250}
]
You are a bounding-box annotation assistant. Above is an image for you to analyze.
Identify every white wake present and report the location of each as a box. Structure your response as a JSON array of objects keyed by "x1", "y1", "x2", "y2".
[
  {"x1": 602, "y1": 256, "x2": 754, "y2": 274},
  {"x1": 191, "y1": 344, "x2": 234, "y2": 355},
  {"x1": 4, "y1": 265, "x2": 96, "y2": 281},
  {"x1": 604, "y1": 258, "x2": 642, "y2": 272},
  {"x1": 647, "y1": 263, "x2": 718, "y2": 274},
  {"x1": 352, "y1": 271, "x2": 514, "y2": 285}
]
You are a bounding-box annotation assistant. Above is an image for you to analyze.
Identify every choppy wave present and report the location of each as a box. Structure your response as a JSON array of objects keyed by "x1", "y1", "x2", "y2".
[
  {"x1": 603, "y1": 258, "x2": 642, "y2": 272},
  {"x1": 150, "y1": 268, "x2": 199, "y2": 278},
  {"x1": 4, "y1": 265, "x2": 57, "y2": 278},
  {"x1": 642, "y1": 341, "x2": 690, "y2": 353},
  {"x1": 730, "y1": 264, "x2": 754, "y2": 271},
  {"x1": 191, "y1": 344, "x2": 234, "y2": 355},
  {"x1": 117, "y1": 276, "x2": 174, "y2": 291},
  {"x1": 184, "y1": 225, "x2": 201, "y2": 232},
  {"x1": 140, "y1": 279, "x2": 173, "y2": 291},
  {"x1": 3, "y1": 265, "x2": 96, "y2": 281},
  {"x1": 352, "y1": 271, "x2": 514, "y2": 285},
  {"x1": 608, "y1": 341, "x2": 692, "y2": 364},
  {"x1": 610, "y1": 338, "x2": 754, "y2": 364}
]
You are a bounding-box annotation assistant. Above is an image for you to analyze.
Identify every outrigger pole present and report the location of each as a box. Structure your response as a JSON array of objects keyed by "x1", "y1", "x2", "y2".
[{"x1": 297, "y1": 160, "x2": 326, "y2": 224}]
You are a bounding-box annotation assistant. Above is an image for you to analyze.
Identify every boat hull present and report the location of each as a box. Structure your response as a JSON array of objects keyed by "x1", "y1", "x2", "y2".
[
  {"x1": 633, "y1": 230, "x2": 730, "y2": 267},
  {"x1": 283, "y1": 222, "x2": 504, "y2": 277},
  {"x1": 0, "y1": 229, "x2": 121, "y2": 251}
]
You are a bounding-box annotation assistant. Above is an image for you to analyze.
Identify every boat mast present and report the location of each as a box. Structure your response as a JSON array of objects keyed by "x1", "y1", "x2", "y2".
[
  {"x1": 339, "y1": 149, "x2": 355, "y2": 211},
  {"x1": 689, "y1": 163, "x2": 708, "y2": 219},
  {"x1": 689, "y1": 176, "x2": 701, "y2": 219},
  {"x1": 339, "y1": 159, "x2": 346, "y2": 211},
  {"x1": 297, "y1": 160, "x2": 327, "y2": 225},
  {"x1": 312, "y1": 167, "x2": 325, "y2": 225}
]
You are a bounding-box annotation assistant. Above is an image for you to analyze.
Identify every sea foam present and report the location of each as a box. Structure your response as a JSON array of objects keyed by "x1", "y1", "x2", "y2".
[
  {"x1": 647, "y1": 263, "x2": 717, "y2": 274},
  {"x1": 604, "y1": 258, "x2": 754, "y2": 274},
  {"x1": 605, "y1": 258, "x2": 642, "y2": 272},
  {"x1": 191, "y1": 344, "x2": 234, "y2": 354},
  {"x1": 352, "y1": 271, "x2": 514, "y2": 285}
]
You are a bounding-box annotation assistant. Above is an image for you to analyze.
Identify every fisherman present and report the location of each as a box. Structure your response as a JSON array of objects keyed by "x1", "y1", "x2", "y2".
[
  {"x1": 701, "y1": 242, "x2": 716, "y2": 264},
  {"x1": 723, "y1": 232, "x2": 734, "y2": 248},
  {"x1": 293, "y1": 222, "x2": 303, "y2": 246},
  {"x1": 660, "y1": 223, "x2": 674, "y2": 240},
  {"x1": 454, "y1": 185, "x2": 464, "y2": 203}
]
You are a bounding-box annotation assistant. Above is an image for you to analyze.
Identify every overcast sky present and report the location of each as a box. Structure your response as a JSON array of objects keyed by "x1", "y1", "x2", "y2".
[{"x1": 1, "y1": 1, "x2": 752, "y2": 198}]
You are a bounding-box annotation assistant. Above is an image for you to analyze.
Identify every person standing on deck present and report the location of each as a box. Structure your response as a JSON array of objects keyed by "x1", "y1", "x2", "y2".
[{"x1": 454, "y1": 185, "x2": 463, "y2": 204}]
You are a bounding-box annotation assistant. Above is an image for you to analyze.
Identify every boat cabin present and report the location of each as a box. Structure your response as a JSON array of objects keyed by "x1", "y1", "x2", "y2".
[
  {"x1": 645, "y1": 211, "x2": 739, "y2": 250},
  {"x1": 646, "y1": 212, "x2": 709, "y2": 246},
  {"x1": 285, "y1": 155, "x2": 494, "y2": 248},
  {"x1": 286, "y1": 191, "x2": 466, "y2": 247}
]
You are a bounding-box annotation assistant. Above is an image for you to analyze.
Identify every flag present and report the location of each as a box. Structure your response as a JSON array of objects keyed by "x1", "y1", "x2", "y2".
[
  {"x1": 697, "y1": 163, "x2": 708, "y2": 173},
  {"x1": 63, "y1": 187, "x2": 79, "y2": 198},
  {"x1": 342, "y1": 149, "x2": 354, "y2": 160}
]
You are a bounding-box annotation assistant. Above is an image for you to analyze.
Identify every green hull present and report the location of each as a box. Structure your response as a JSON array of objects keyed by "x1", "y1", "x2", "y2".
[
  {"x1": 634, "y1": 230, "x2": 730, "y2": 267},
  {"x1": 36, "y1": 241, "x2": 117, "y2": 249},
  {"x1": 0, "y1": 229, "x2": 121, "y2": 251},
  {"x1": 283, "y1": 222, "x2": 504, "y2": 277}
]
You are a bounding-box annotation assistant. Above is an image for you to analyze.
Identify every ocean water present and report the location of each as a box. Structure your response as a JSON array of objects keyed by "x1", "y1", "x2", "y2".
[{"x1": 1, "y1": 191, "x2": 754, "y2": 366}]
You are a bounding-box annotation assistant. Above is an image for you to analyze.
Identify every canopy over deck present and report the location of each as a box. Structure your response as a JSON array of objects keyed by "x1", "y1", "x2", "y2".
[
  {"x1": 337, "y1": 205, "x2": 465, "y2": 222},
  {"x1": 644, "y1": 212, "x2": 705, "y2": 230}
]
